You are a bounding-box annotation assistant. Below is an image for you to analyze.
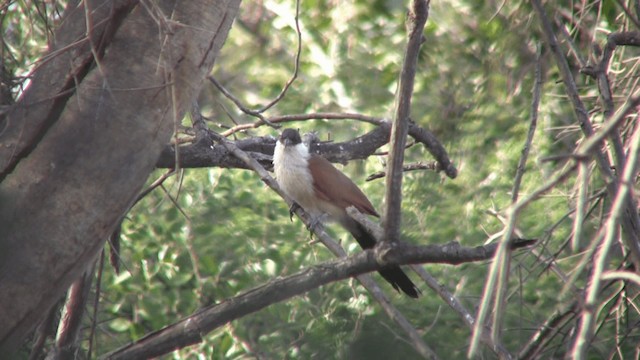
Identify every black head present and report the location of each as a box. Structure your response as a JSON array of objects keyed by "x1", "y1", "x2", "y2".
[{"x1": 279, "y1": 128, "x2": 302, "y2": 146}]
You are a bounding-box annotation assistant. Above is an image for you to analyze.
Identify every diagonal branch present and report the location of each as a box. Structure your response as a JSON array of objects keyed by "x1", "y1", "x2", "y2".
[
  {"x1": 571, "y1": 115, "x2": 640, "y2": 360},
  {"x1": 205, "y1": 126, "x2": 438, "y2": 359},
  {"x1": 101, "y1": 236, "x2": 533, "y2": 360}
]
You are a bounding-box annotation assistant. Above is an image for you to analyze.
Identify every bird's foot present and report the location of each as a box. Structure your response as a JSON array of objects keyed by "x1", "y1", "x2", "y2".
[
  {"x1": 289, "y1": 202, "x2": 301, "y2": 222},
  {"x1": 306, "y1": 216, "x2": 322, "y2": 233}
]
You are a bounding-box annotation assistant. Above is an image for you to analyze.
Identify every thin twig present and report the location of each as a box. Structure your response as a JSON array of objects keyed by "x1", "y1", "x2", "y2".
[
  {"x1": 581, "y1": 32, "x2": 635, "y2": 171},
  {"x1": 365, "y1": 161, "x2": 440, "y2": 181},
  {"x1": 470, "y1": 44, "x2": 544, "y2": 357},
  {"x1": 601, "y1": 270, "x2": 640, "y2": 285},
  {"x1": 208, "y1": 76, "x2": 275, "y2": 127},
  {"x1": 257, "y1": 0, "x2": 302, "y2": 113},
  {"x1": 411, "y1": 265, "x2": 514, "y2": 359},
  {"x1": 220, "y1": 112, "x2": 386, "y2": 137},
  {"x1": 532, "y1": 0, "x2": 611, "y2": 172},
  {"x1": 614, "y1": 0, "x2": 640, "y2": 29},
  {"x1": 469, "y1": 155, "x2": 577, "y2": 357},
  {"x1": 518, "y1": 302, "x2": 579, "y2": 359},
  {"x1": 571, "y1": 121, "x2": 640, "y2": 360},
  {"x1": 490, "y1": 46, "x2": 543, "y2": 345},
  {"x1": 208, "y1": 0, "x2": 303, "y2": 128},
  {"x1": 572, "y1": 162, "x2": 589, "y2": 252},
  {"x1": 132, "y1": 169, "x2": 177, "y2": 207},
  {"x1": 88, "y1": 250, "x2": 105, "y2": 359},
  {"x1": 407, "y1": 124, "x2": 457, "y2": 179},
  {"x1": 512, "y1": 46, "x2": 542, "y2": 204},
  {"x1": 533, "y1": 0, "x2": 640, "y2": 268}
]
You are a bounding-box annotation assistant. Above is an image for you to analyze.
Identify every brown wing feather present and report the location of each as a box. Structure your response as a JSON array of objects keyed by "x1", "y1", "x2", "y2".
[{"x1": 308, "y1": 155, "x2": 379, "y2": 217}]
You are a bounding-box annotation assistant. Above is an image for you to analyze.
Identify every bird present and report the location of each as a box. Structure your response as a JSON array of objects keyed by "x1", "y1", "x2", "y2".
[{"x1": 273, "y1": 128, "x2": 420, "y2": 298}]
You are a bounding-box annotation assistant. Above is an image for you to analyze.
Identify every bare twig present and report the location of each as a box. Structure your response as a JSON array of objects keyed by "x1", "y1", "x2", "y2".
[
  {"x1": 132, "y1": 169, "x2": 177, "y2": 207},
  {"x1": 257, "y1": 0, "x2": 302, "y2": 113},
  {"x1": 208, "y1": 76, "x2": 275, "y2": 127},
  {"x1": 614, "y1": 0, "x2": 640, "y2": 29},
  {"x1": 511, "y1": 47, "x2": 542, "y2": 204},
  {"x1": 518, "y1": 302, "x2": 579, "y2": 360},
  {"x1": 469, "y1": 44, "x2": 544, "y2": 357},
  {"x1": 533, "y1": 0, "x2": 640, "y2": 268},
  {"x1": 580, "y1": 32, "x2": 639, "y2": 171},
  {"x1": 601, "y1": 270, "x2": 640, "y2": 285},
  {"x1": 88, "y1": 250, "x2": 105, "y2": 359},
  {"x1": 469, "y1": 144, "x2": 577, "y2": 357},
  {"x1": 572, "y1": 162, "x2": 589, "y2": 252},
  {"x1": 384, "y1": 0, "x2": 430, "y2": 244},
  {"x1": 469, "y1": 90, "x2": 640, "y2": 357},
  {"x1": 208, "y1": 0, "x2": 304, "y2": 127},
  {"x1": 487, "y1": 46, "x2": 543, "y2": 346},
  {"x1": 571, "y1": 121, "x2": 640, "y2": 360},
  {"x1": 365, "y1": 161, "x2": 440, "y2": 181},
  {"x1": 221, "y1": 112, "x2": 386, "y2": 137}
]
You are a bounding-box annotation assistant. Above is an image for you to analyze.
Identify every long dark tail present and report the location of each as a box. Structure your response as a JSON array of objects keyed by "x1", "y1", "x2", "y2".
[{"x1": 345, "y1": 220, "x2": 420, "y2": 298}]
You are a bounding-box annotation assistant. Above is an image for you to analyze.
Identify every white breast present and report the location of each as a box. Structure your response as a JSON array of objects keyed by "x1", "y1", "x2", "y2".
[{"x1": 273, "y1": 141, "x2": 322, "y2": 216}]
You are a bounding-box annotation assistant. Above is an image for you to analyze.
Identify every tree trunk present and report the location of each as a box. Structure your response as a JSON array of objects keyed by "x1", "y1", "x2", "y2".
[{"x1": 0, "y1": 0, "x2": 240, "y2": 354}]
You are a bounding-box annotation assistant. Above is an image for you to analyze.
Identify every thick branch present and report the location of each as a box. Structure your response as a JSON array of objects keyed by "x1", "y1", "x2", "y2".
[
  {"x1": 159, "y1": 119, "x2": 459, "y2": 182},
  {"x1": 156, "y1": 123, "x2": 394, "y2": 169},
  {"x1": 384, "y1": 0, "x2": 430, "y2": 244}
]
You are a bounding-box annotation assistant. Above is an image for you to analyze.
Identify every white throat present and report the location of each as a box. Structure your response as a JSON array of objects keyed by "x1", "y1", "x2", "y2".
[
  {"x1": 273, "y1": 140, "x2": 309, "y2": 168},
  {"x1": 273, "y1": 140, "x2": 320, "y2": 216}
]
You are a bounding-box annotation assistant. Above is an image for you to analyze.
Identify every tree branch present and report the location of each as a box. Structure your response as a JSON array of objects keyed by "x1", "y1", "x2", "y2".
[
  {"x1": 572, "y1": 116, "x2": 640, "y2": 360},
  {"x1": 101, "y1": 239, "x2": 533, "y2": 360},
  {"x1": 384, "y1": 0, "x2": 430, "y2": 244},
  {"x1": 407, "y1": 123, "x2": 457, "y2": 179},
  {"x1": 532, "y1": 0, "x2": 640, "y2": 269}
]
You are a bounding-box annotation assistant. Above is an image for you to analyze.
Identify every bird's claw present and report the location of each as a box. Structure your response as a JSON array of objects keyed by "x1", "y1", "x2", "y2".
[
  {"x1": 306, "y1": 216, "x2": 322, "y2": 234},
  {"x1": 289, "y1": 202, "x2": 301, "y2": 222}
]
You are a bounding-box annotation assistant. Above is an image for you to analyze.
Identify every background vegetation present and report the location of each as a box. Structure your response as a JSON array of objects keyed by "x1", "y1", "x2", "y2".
[{"x1": 4, "y1": 0, "x2": 640, "y2": 358}]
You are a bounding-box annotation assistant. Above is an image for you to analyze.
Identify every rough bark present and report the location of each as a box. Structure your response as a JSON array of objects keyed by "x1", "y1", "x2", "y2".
[{"x1": 0, "y1": 0, "x2": 240, "y2": 354}]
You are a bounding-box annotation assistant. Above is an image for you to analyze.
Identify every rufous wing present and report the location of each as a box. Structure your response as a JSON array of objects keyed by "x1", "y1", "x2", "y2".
[{"x1": 308, "y1": 154, "x2": 379, "y2": 217}]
